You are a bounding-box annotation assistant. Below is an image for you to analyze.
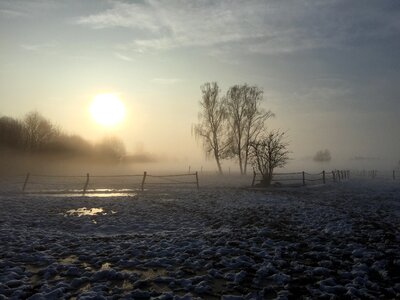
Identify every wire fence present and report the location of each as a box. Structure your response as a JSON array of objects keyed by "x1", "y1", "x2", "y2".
[
  {"x1": 350, "y1": 169, "x2": 400, "y2": 181},
  {"x1": 1, "y1": 168, "x2": 397, "y2": 194},
  {"x1": 251, "y1": 170, "x2": 350, "y2": 187},
  {"x1": 0, "y1": 171, "x2": 199, "y2": 195}
]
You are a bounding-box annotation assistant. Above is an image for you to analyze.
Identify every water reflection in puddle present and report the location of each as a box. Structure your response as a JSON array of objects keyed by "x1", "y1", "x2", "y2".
[
  {"x1": 66, "y1": 207, "x2": 105, "y2": 217},
  {"x1": 29, "y1": 189, "x2": 137, "y2": 198},
  {"x1": 82, "y1": 190, "x2": 137, "y2": 197}
]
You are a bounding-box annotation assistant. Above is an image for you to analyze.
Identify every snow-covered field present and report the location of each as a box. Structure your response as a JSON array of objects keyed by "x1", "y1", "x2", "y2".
[{"x1": 0, "y1": 177, "x2": 399, "y2": 299}]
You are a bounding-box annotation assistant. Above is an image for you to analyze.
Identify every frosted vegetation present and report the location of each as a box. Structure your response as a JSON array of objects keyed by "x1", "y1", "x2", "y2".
[{"x1": 0, "y1": 176, "x2": 399, "y2": 299}]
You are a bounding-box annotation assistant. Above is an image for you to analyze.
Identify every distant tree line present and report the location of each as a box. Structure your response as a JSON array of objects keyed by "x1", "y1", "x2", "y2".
[
  {"x1": 0, "y1": 111, "x2": 126, "y2": 161},
  {"x1": 194, "y1": 82, "x2": 290, "y2": 184}
]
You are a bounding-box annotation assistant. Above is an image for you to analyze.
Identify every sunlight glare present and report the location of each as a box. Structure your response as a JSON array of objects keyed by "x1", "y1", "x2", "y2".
[{"x1": 90, "y1": 94, "x2": 125, "y2": 126}]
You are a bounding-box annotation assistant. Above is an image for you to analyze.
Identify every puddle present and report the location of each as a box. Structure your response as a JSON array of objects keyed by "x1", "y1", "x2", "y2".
[
  {"x1": 83, "y1": 192, "x2": 137, "y2": 198},
  {"x1": 27, "y1": 189, "x2": 137, "y2": 198},
  {"x1": 65, "y1": 207, "x2": 105, "y2": 217}
]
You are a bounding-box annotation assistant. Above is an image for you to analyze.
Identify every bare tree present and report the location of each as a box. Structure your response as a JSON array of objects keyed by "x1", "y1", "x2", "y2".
[
  {"x1": 226, "y1": 84, "x2": 274, "y2": 174},
  {"x1": 250, "y1": 130, "x2": 290, "y2": 186},
  {"x1": 23, "y1": 111, "x2": 59, "y2": 151},
  {"x1": 193, "y1": 82, "x2": 229, "y2": 174}
]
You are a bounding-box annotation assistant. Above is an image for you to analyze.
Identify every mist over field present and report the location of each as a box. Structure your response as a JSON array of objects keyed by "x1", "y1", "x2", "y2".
[{"x1": 1, "y1": 1, "x2": 400, "y2": 299}]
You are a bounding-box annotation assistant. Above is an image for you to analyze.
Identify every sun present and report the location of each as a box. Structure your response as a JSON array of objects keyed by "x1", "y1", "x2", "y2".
[{"x1": 90, "y1": 94, "x2": 125, "y2": 126}]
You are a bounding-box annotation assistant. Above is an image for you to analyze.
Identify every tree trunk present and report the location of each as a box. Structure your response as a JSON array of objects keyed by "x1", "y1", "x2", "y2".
[
  {"x1": 215, "y1": 156, "x2": 223, "y2": 175},
  {"x1": 238, "y1": 154, "x2": 243, "y2": 175},
  {"x1": 214, "y1": 149, "x2": 223, "y2": 175},
  {"x1": 260, "y1": 173, "x2": 272, "y2": 186},
  {"x1": 243, "y1": 148, "x2": 249, "y2": 175}
]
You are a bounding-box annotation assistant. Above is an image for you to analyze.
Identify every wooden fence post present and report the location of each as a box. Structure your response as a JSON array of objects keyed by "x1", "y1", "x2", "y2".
[
  {"x1": 195, "y1": 171, "x2": 199, "y2": 190},
  {"x1": 302, "y1": 171, "x2": 306, "y2": 186},
  {"x1": 251, "y1": 170, "x2": 257, "y2": 187},
  {"x1": 338, "y1": 170, "x2": 341, "y2": 182},
  {"x1": 83, "y1": 173, "x2": 90, "y2": 195},
  {"x1": 332, "y1": 171, "x2": 335, "y2": 182},
  {"x1": 22, "y1": 172, "x2": 30, "y2": 191},
  {"x1": 141, "y1": 171, "x2": 147, "y2": 191},
  {"x1": 322, "y1": 170, "x2": 326, "y2": 184}
]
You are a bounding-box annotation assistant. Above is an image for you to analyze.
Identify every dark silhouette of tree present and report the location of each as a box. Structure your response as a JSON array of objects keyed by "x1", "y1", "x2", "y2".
[
  {"x1": 23, "y1": 111, "x2": 59, "y2": 152},
  {"x1": 250, "y1": 130, "x2": 290, "y2": 186},
  {"x1": 226, "y1": 84, "x2": 274, "y2": 174},
  {"x1": 0, "y1": 112, "x2": 127, "y2": 162},
  {"x1": 0, "y1": 116, "x2": 25, "y2": 150},
  {"x1": 313, "y1": 149, "x2": 332, "y2": 162},
  {"x1": 46, "y1": 134, "x2": 94, "y2": 156},
  {"x1": 193, "y1": 82, "x2": 229, "y2": 174}
]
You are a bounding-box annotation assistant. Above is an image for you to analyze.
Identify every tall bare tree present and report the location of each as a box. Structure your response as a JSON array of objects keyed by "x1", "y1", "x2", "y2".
[
  {"x1": 193, "y1": 82, "x2": 229, "y2": 174},
  {"x1": 250, "y1": 130, "x2": 290, "y2": 186},
  {"x1": 226, "y1": 84, "x2": 274, "y2": 174}
]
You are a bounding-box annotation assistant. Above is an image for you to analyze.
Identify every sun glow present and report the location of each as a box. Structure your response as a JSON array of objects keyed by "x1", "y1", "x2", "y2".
[{"x1": 90, "y1": 94, "x2": 125, "y2": 126}]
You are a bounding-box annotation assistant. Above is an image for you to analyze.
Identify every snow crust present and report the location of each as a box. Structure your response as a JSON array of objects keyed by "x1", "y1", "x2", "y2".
[{"x1": 0, "y1": 178, "x2": 399, "y2": 299}]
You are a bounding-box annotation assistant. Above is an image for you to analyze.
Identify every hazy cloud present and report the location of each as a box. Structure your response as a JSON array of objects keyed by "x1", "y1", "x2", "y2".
[
  {"x1": 21, "y1": 42, "x2": 57, "y2": 52},
  {"x1": 0, "y1": 0, "x2": 63, "y2": 17},
  {"x1": 113, "y1": 52, "x2": 133, "y2": 61},
  {"x1": 0, "y1": 9, "x2": 26, "y2": 17},
  {"x1": 75, "y1": 0, "x2": 400, "y2": 55}
]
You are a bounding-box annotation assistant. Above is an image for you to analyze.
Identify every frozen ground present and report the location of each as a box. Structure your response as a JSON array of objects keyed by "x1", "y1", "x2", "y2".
[{"x1": 0, "y1": 178, "x2": 399, "y2": 299}]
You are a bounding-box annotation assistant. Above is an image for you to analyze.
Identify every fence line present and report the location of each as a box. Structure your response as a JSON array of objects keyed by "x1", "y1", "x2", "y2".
[
  {"x1": 12, "y1": 171, "x2": 200, "y2": 194},
  {"x1": 251, "y1": 170, "x2": 350, "y2": 187},
  {"x1": 351, "y1": 169, "x2": 400, "y2": 180}
]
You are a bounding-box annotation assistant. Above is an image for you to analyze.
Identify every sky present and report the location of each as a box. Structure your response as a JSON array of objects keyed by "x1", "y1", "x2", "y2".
[{"x1": 1, "y1": 0, "x2": 399, "y2": 171}]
